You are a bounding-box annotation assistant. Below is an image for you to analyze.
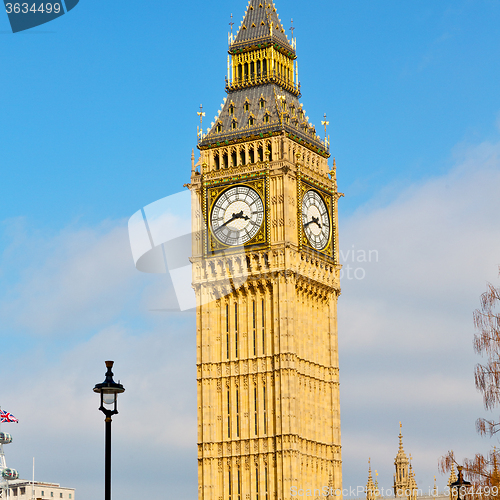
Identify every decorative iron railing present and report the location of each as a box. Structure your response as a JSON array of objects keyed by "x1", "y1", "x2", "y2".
[
  {"x1": 229, "y1": 35, "x2": 296, "y2": 56},
  {"x1": 198, "y1": 121, "x2": 329, "y2": 155},
  {"x1": 226, "y1": 70, "x2": 300, "y2": 97}
]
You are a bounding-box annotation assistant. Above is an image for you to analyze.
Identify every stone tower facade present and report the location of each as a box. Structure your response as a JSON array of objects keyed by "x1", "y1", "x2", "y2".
[{"x1": 188, "y1": 2, "x2": 342, "y2": 499}]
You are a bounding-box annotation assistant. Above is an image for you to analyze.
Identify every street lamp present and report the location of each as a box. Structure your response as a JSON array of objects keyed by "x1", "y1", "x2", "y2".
[
  {"x1": 93, "y1": 361, "x2": 125, "y2": 500},
  {"x1": 451, "y1": 466, "x2": 472, "y2": 500}
]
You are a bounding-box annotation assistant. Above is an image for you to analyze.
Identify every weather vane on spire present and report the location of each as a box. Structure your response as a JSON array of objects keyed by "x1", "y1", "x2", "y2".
[
  {"x1": 290, "y1": 18, "x2": 295, "y2": 37},
  {"x1": 229, "y1": 13, "x2": 234, "y2": 35},
  {"x1": 321, "y1": 113, "x2": 330, "y2": 149},
  {"x1": 228, "y1": 13, "x2": 234, "y2": 45},
  {"x1": 197, "y1": 104, "x2": 205, "y2": 142}
]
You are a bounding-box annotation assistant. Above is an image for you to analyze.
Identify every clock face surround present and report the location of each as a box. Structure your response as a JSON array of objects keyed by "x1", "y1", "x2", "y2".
[
  {"x1": 302, "y1": 189, "x2": 331, "y2": 251},
  {"x1": 210, "y1": 185, "x2": 264, "y2": 246}
]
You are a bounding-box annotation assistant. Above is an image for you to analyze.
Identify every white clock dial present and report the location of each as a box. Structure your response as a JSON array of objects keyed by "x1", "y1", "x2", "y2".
[
  {"x1": 302, "y1": 190, "x2": 330, "y2": 250},
  {"x1": 211, "y1": 186, "x2": 264, "y2": 246}
]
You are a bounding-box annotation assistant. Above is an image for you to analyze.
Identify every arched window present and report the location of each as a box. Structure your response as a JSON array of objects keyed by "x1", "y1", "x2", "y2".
[
  {"x1": 240, "y1": 149, "x2": 245, "y2": 165},
  {"x1": 214, "y1": 154, "x2": 220, "y2": 170},
  {"x1": 231, "y1": 150, "x2": 237, "y2": 167},
  {"x1": 223, "y1": 152, "x2": 229, "y2": 169}
]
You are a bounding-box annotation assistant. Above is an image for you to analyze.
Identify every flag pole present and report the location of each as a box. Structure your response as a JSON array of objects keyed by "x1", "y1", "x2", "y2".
[
  {"x1": 0, "y1": 405, "x2": 5, "y2": 500},
  {"x1": 32, "y1": 457, "x2": 35, "y2": 500}
]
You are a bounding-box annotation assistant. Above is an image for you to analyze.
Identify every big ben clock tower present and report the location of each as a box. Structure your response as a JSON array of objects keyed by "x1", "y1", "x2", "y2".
[{"x1": 189, "y1": 1, "x2": 342, "y2": 499}]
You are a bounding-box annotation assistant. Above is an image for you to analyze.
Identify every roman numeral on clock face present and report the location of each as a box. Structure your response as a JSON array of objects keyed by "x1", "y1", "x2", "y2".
[
  {"x1": 210, "y1": 186, "x2": 264, "y2": 246},
  {"x1": 302, "y1": 190, "x2": 330, "y2": 251}
]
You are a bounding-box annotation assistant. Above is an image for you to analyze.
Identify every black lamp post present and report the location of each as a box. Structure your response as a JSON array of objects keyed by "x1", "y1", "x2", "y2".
[
  {"x1": 451, "y1": 466, "x2": 472, "y2": 500},
  {"x1": 93, "y1": 361, "x2": 125, "y2": 500}
]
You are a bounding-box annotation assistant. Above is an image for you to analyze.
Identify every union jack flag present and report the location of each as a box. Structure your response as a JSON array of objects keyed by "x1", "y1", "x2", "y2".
[{"x1": 0, "y1": 410, "x2": 18, "y2": 423}]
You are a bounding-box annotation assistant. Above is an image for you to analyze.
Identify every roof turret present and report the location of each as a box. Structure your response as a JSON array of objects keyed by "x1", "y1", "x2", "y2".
[
  {"x1": 366, "y1": 459, "x2": 377, "y2": 500},
  {"x1": 395, "y1": 422, "x2": 409, "y2": 465}
]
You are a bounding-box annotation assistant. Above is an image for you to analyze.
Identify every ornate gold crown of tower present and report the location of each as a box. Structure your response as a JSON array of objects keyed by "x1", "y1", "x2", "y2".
[{"x1": 188, "y1": 2, "x2": 342, "y2": 499}]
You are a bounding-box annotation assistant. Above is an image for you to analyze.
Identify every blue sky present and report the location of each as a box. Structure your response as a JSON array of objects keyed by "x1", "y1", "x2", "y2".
[{"x1": 1, "y1": 0, "x2": 500, "y2": 498}]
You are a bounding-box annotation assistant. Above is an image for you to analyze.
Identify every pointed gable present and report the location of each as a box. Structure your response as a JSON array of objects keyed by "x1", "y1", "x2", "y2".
[{"x1": 232, "y1": 0, "x2": 293, "y2": 51}]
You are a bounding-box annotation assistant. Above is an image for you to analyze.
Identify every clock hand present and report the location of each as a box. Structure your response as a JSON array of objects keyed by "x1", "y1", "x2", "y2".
[
  {"x1": 304, "y1": 216, "x2": 322, "y2": 229},
  {"x1": 216, "y1": 214, "x2": 238, "y2": 230},
  {"x1": 216, "y1": 211, "x2": 248, "y2": 230},
  {"x1": 234, "y1": 210, "x2": 250, "y2": 220},
  {"x1": 312, "y1": 216, "x2": 322, "y2": 228}
]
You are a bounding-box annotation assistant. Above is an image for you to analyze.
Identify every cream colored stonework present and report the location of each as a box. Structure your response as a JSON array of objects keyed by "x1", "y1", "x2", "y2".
[{"x1": 189, "y1": 133, "x2": 342, "y2": 500}]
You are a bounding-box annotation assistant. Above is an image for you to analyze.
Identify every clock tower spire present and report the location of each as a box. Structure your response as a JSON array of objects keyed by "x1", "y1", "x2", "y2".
[{"x1": 190, "y1": 2, "x2": 342, "y2": 499}]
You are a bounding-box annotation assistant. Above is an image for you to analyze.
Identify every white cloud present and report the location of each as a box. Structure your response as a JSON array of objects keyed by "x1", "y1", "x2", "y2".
[
  {"x1": 0, "y1": 219, "x2": 144, "y2": 335},
  {"x1": 0, "y1": 218, "x2": 197, "y2": 497},
  {"x1": 1, "y1": 138, "x2": 499, "y2": 499},
  {"x1": 2, "y1": 321, "x2": 197, "y2": 499},
  {"x1": 0, "y1": 218, "x2": 187, "y2": 336},
  {"x1": 339, "y1": 139, "x2": 500, "y2": 350},
  {"x1": 338, "y1": 139, "x2": 500, "y2": 491}
]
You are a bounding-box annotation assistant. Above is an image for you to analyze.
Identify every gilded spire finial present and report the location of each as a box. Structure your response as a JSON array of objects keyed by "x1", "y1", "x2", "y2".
[
  {"x1": 277, "y1": 93, "x2": 286, "y2": 126},
  {"x1": 197, "y1": 104, "x2": 205, "y2": 141},
  {"x1": 229, "y1": 13, "x2": 234, "y2": 45},
  {"x1": 321, "y1": 113, "x2": 330, "y2": 149},
  {"x1": 367, "y1": 459, "x2": 375, "y2": 498}
]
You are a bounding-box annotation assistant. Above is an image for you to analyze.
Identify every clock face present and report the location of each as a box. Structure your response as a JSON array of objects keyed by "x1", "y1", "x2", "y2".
[
  {"x1": 211, "y1": 185, "x2": 264, "y2": 246},
  {"x1": 302, "y1": 190, "x2": 330, "y2": 250}
]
